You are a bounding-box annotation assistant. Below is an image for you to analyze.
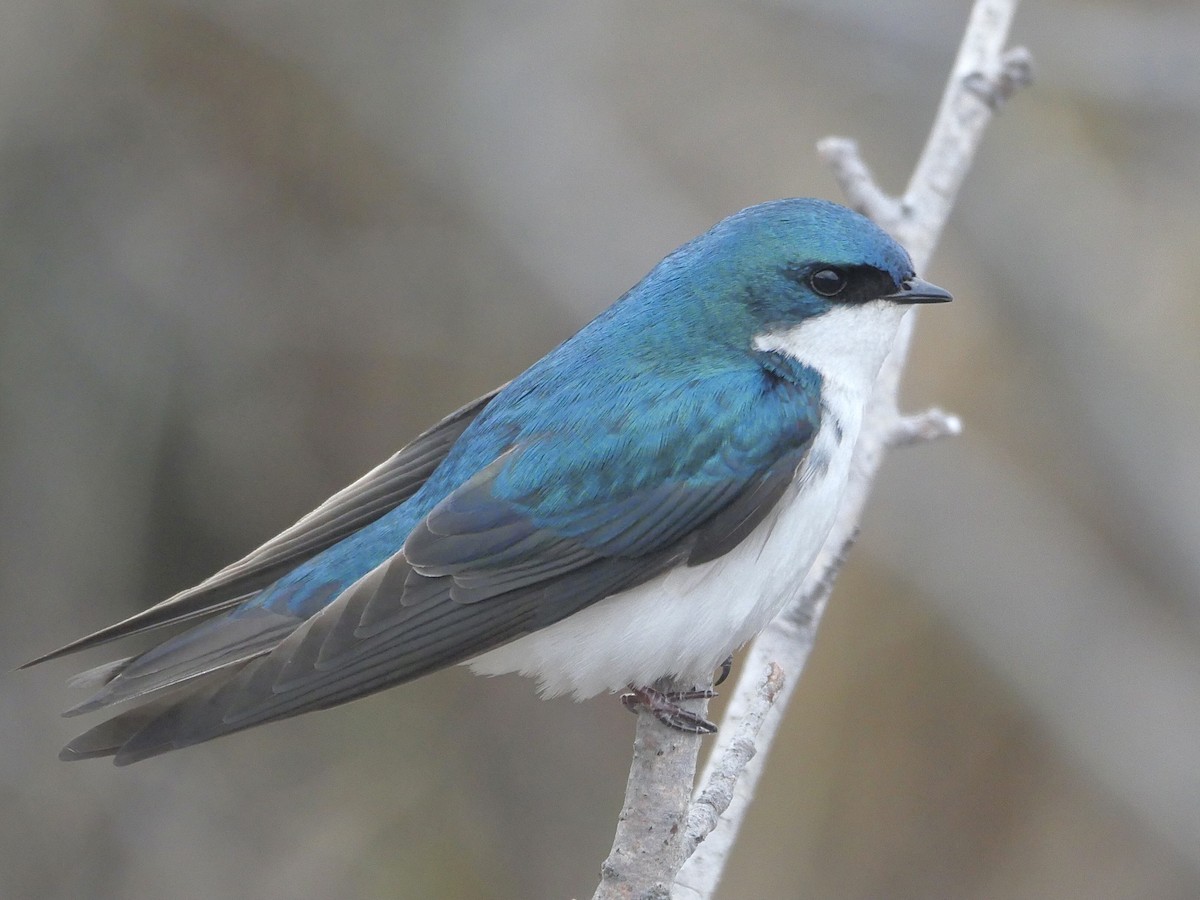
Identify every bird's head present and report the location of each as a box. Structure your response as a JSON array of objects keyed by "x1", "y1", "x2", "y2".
[
  {"x1": 655, "y1": 198, "x2": 951, "y2": 385},
  {"x1": 692, "y1": 197, "x2": 949, "y2": 321}
]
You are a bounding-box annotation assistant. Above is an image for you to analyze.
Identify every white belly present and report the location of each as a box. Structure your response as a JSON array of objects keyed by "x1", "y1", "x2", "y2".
[{"x1": 467, "y1": 402, "x2": 860, "y2": 699}]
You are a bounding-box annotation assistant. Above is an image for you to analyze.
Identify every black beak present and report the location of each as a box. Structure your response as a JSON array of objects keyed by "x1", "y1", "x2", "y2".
[{"x1": 881, "y1": 277, "x2": 952, "y2": 304}]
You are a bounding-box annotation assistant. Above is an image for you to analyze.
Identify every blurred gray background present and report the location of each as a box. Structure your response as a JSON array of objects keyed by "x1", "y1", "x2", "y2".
[{"x1": 3, "y1": 1, "x2": 1199, "y2": 898}]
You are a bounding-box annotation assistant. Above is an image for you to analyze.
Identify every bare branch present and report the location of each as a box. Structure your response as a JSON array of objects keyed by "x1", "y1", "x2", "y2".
[
  {"x1": 899, "y1": 3, "x2": 1030, "y2": 267},
  {"x1": 592, "y1": 682, "x2": 710, "y2": 900},
  {"x1": 676, "y1": 4, "x2": 1028, "y2": 896},
  {"x1": 680, "y1": 665, "x2": 786, "y2": 858},
  {"x1": 597, "y1": 3, "x2": 1030, "y2": 898}
]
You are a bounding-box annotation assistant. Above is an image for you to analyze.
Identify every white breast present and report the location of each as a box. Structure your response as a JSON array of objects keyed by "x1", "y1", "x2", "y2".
[{"x1": 468, "y1": 302, "x2": 908, "y2": 698}]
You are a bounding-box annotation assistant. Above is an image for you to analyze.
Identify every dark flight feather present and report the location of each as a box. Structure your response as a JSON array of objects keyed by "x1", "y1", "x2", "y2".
[{"x1": 23, "y1": 387, "x2": 502, "y2": 668}]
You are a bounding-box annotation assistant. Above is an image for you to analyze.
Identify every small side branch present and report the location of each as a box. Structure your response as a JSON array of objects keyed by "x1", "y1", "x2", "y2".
[
  {"x1": 964, "y1": 46, "x2": 1035, "y2": 111},
  {"x1": 815, "y1": 138, "x2": 904, "y2": 227},
  {"x1": 888, "y1": 408, "x2": 963, "y2": 448}
]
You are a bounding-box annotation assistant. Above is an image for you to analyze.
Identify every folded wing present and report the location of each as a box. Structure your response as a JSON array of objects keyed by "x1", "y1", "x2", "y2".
[{"x1": 57, "y1": 369, "x2": 820, "y2": 764}]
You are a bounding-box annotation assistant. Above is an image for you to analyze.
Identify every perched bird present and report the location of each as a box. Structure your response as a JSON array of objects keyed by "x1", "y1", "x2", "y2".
[{"x1": 27, "y1": 198, "x2": 950, "y2": 764}]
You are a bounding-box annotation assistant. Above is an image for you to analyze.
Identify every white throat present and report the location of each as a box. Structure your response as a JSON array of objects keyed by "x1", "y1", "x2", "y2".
[{"x1": 752, "y1": 301, "x2": 908, "y2": 398}]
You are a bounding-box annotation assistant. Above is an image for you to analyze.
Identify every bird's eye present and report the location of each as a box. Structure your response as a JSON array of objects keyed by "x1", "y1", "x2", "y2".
[{"x1": 809, "y1": 267, "x2": 848, "y2": 297}]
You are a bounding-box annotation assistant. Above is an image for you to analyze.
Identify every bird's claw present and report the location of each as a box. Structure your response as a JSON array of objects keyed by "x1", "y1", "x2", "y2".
[
  {"x1": 620, "y1": 684, "x2": 718, "y2": 734},
  {"x1": 714, "y1": 654, "x2": 734, "y2": 687}
]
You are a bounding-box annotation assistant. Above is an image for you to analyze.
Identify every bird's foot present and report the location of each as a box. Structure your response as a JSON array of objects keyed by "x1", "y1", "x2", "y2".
[{"x1": 620, "y1": 684, "x2": 718, "y2": 734}]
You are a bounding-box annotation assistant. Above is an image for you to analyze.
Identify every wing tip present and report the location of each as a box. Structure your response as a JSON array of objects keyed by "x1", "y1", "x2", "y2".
[{"x1": 21, "y1": 638, "x2": 95, "y2": 670}]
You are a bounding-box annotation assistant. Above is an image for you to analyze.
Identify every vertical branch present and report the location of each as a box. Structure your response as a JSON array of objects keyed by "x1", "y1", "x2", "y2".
[
  {"x1": 593, "y1": 681, "x2": 710, "y2": 900},
  {"x1": 596, "y1": 3, "x2": 1032, "y2": 898},
  {"x1": 675, "y1": 4, "x2": 1028, "y2": 897}
]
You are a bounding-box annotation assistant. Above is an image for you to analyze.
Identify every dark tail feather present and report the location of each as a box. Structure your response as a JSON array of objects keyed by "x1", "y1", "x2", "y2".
[{"x1": 59, "y1": 664, "x2": 252, "y2": 764}]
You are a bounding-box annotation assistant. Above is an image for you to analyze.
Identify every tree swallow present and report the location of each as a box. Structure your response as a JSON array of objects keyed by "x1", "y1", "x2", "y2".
[{"x1": 27, "y1": 198, "x2": 950, "y2": 764}]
